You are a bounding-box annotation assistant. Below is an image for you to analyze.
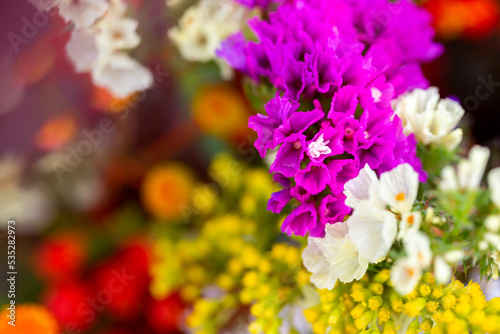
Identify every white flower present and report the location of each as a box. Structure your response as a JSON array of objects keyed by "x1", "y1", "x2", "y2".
[
  {"x1": 347, "y1": 202, "x2": 398, "y2": 263},
  {"x1": 96, "y1": 13, "x2": 141, "y2": 52},
  {"x1": 403, "y1": 231, "x2": 432, "y2": 268},
  {"x1": 398, "y1": 211, "x2": 422, "y2": 240},
  {"x1": 319, "y1": 222, "x2": 369, "y2": 283},
  {"x1": 484, "y1": 233, "x2": 500, "y2": 250},
  {"x1": 169, "y1": 12, "x2": 222, "y2": 62},
  {"x1": 303, "y1": 222, "x2": 369, "y2": 288},
  {"x1": 434, "y1": 256, "x2": 452, "y2": 284},
  {"x1": 379, "y1": 163, "x2": 419, "y2": 214},
  {"x1": 343, "y1": 164, "x2": 384, "y2": 210},
  {"x1": 0, "y1": 155, "x2": 54, "y2": 235},
  {"x1": 391, "y1": 257, "x2": 422, "y2": 296},
  {"x1": 91, "y1": 53, "x2": 153, "y2": 99},
  {"x1": 65, "y1": 30, "x2": 99, "y2": 72},
  {"x1": 488, "y1": 167, "x2": 500, "y2": 208},
  {"x1": 439, "y1": 145, "x2": 490, "y2": 192},
  {"x1": 485, "y1": 215, "x2": 500, "y2": 233},
  {"x1": 444, "y1": 250, "x2": 465, "y2": 264},
  {"x1": 58, "y1": 0, "x2": 109, "y2": 29},
  {"x1": 393, "y1": 87, "x2": 464, "y2": 150},
  {"x1": 302, "y1": 237, "x2": 337, "y2": 290},
  {"x1": 169, "y1": 0, "x2": 249, "y2": 78},
  {"x1": 308, "y1": 134, "x2": 331, "y2": 159}
]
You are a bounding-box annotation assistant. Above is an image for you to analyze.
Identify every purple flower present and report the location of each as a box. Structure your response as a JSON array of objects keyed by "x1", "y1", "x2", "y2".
[
  {"x1": 296, "y1": 163, "x2": 331, "y2": 195},
  {"x1": 274, "y1": 109, "x2": 324, "y2": 144},
  {"x1": 219, "y1": 0, "x2": 441, "y2": 238},
  {"x1": 249, "y1": 95, "x2": 298, "y2": 158},
  {"x1": 268, "y1": 188, "x2": 292, "y2": 214},
  {"x1": 307, "y1": 126, "x2": 344, "y2": 163},
  {"x1": 290, "y1": 185, "x2": 311, "y2": 202},
  {"x1": 270, "y1": 133, "x2": 307, "y2": 177},
  {"x1": 316, "y1": 193, "x2": 351, "y2": 230},
  {"x1": 281, "y1": 202, "x2": 318, "y2": 236},
  {"x1": 216, "y1": 32, "x2": 247, "y2": 72}
]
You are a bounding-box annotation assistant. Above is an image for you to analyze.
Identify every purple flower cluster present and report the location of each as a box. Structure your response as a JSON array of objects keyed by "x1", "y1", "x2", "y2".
[{"x1": 219, "y1": 0, "x2": 442, "y2": 237}]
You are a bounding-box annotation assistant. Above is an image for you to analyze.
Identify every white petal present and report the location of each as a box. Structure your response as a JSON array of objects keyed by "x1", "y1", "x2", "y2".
[
  {"x1": 404, "y1": 231, "x2": 432, "y2": 268},
  {"x1": 347, "y1": 203, "x2": 397, "y2": 263},
  {"x1": 398, "y1": 211, "x2": 421, "y2": 240},
  {"x1": 390, "y1": 257, "x2": 422, "y2": 296},
  {"x1": 380, "y1": 163, "x2": 419, "y2": 214},
  {"x1": 302, "y1": 238, "x2": 337, "y2": 290},
  {"x1": 434, "y1": 256, "x2": 452, "y2": 284},
  {"x1": 65, "y1": 31, "x2": 99, "y2": 72},
  {"x1": 488, "y1": 168, "x2": 500, "y2": 208},
  {"x1": 58, "y1": 0, "x2": 109, "y2": 29},
  {"x1": 91, "y1": 53, "x2": 153, "y2": 99},
  {"x1": 344, "y1": 164, "x2": 384, "y2": 210},
  {"x1": 461, "y1": 145, "x2": 490, "y2": 190},
  {"x1": 331, "y1": 238, "x2": 368, "y2": 283},
  {"x1": 439, "y1": 165, "x2": 458, "y2": 192}
]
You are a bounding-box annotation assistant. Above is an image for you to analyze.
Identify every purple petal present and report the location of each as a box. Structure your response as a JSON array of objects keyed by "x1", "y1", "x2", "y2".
[
  {"x1": 296, "y1": 163, "x2": 331, "y2": 195},
  {"x1": 268, "y1": 188, "x2": 292, "y2": 214},
  {"x1": 281, "y1": 202, "x2": 318, "y2": 236}
]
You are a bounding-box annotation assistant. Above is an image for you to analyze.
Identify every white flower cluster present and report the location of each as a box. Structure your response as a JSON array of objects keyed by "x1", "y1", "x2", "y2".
[
  {"x1": 168, "y1": 0, "x2": 249, "y2": 80},
  {"x1": 0, "y1": 155, "x2": 54, "y2": 235},
  {"x1": 481, "y1": 166, "x2": 500, "y2": 279},
  {"x1": 33, "y1": 0, "x2": 153, "y2": 98},
  {"x1": 393, "y1": 87, "x2": 464, "y2": 150},
  {"x1": 303, "y1": 164, "x2": 443, "y2": 296},
  {"x1": 439, "y1": 145, "x2": 490, "y2": 192}
]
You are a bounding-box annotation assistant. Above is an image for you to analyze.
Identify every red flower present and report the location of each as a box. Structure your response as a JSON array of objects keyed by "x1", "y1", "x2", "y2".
[
  {"x1": 44, "y1": 281, "x2": 97, "y2": 332},
  {"x1": 34, "y1": 234, "x2": 86, "y2": 282},
  {"x1": 92, "y1": 243, "x2": 151, "y2": 321},
  {"x1": 146, "y1": 293, "x2": 186, "y2": 333}
]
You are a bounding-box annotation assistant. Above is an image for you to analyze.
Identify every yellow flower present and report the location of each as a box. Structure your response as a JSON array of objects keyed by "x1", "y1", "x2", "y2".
[
  {"x1": 0, "y1": 304, "x2": 58, "y2": 334},
  {"x1": 141, "y1": 162, "x2": 195, "y2": 220}
]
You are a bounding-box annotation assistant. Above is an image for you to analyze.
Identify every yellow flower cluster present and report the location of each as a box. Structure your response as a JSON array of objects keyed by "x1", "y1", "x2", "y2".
[
  {"x1": 186, "y1": 243, "x2": 309, "y2": 334},
  {"x1": 305, "y1": 271, "x2": 500, "y2": 334},
  {"x1": 150, "y1": 214, "x2": 257, "y2": 301},
  {"x1": 150, "y1": 154, "x2": 280, "y2": 302}
]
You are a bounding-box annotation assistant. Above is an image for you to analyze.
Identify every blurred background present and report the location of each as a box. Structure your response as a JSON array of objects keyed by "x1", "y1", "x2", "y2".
[{"x1": 0, "y1": 0, "x2": 500, "y2": 333}]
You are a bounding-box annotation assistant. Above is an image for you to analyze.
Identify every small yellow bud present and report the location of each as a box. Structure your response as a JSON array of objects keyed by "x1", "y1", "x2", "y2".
[
  {"x1": 425, "y1": 301, "x2": 439, "y2": 313},
  {"x1": 351, "y1": 303, "x2": 367, "y2": 319},
  {"x1": 419, "y1": 284, "x2": 431, "y2": 297},
  {"x1": 354, "y1": 310, "x2": 375, "y2": 330},
  {"x1": 378, "y1": 307, "x2": 391, "y2": 324},
  {"x1": 404, "y1": 297, "x2": 427, "y2": 317},
  {"x1": 441, "y1": 294, "x2": 457, "y2": 309},
  {"x1": 431, "y1": 287, "x2": 444, "y2": 299},
  {"x1": 420, "y1": 318, "x2": 433, "y2": 332},
  {"x1": 390, "y1": 292, "x2": 404, "y2": 313},
  {"x1": 368, "y1": 296, "x2": 383, "y2": 310},
  {"x1": 369, "y1": 283, "x2": 384, "y2": 295},
  {"x1": 382, "y1": 319, "x2": 396, "y2": 334},
  {"x1": 406, "y1": 319, "x2": 420, "y2": 334}
]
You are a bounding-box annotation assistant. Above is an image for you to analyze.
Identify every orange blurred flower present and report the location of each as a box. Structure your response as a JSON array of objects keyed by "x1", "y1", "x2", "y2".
[
  {"x1": 34, "y1": 114, "x2": 77, "y2": 151},
  {"x1": 141, "y1": 163, "x2": 195, "y2": 221},
  {"x1": 90, "y1": 86, "x2": 137, "y2": 114},
  {"x1": 192, "y1": 84, "x2": 251, "y2": 141},
  {"x1": 424, "y1": 0, "x2": 500, "y2": 40},
  {"x1": 14, "y1": 39, "x2": 56, "y2": 86},
  {"x1": 0, "y1": 304, "x2": 59, "y2": 334}
]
